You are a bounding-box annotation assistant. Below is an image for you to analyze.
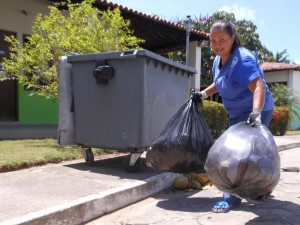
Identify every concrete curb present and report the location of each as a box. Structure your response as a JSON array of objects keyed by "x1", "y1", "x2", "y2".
[
  {"x1": 0, "y1": 172, "x2": 179, "y2": 225},
  {"x1": 277, "y1": 142, "x2": 300, "y2": 152}
]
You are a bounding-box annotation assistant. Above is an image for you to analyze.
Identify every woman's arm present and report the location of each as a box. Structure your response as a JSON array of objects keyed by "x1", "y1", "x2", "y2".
[{"x1": 248, "y1": 77, "x2": 266, "y2": 110}]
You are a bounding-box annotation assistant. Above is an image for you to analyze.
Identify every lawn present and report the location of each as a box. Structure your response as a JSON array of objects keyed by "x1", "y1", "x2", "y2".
[
  {"x1": 0, "y1": 139, "x2": 109, "y2": 173},
  {"x1": 1, "y1": 130, "x2": 299, "y2": 173}
]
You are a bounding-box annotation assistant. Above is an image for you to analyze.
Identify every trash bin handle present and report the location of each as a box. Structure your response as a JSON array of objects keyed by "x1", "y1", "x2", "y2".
[
  {"x1": 93, "y1": 65, "x2": 114, "y2": 85},
  {"x1": 120, "y1": 50, "x2": 138, "y2": 58}
]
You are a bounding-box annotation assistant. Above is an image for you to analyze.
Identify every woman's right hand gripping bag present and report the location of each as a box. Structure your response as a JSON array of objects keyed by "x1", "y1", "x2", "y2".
[{"x1": 204, "y1": 121, "x2": 281, "y2": 202}]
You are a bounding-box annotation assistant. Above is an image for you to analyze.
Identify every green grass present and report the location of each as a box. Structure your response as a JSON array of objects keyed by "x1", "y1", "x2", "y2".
[
  {"x1": 0, "y1": 139, "x2": 110, "y2": 172},
  {"x1": 2, "y1": 130, "x2": 299, "y2": 173}
]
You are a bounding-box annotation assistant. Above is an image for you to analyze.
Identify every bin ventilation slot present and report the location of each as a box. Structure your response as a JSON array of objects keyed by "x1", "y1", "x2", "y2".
[
  {"x1": 93, "y1": 65, "x2": 114, "y2": 85},
  {"x1": 120, "y1": 50, "x2": 138, "y2": 58}
]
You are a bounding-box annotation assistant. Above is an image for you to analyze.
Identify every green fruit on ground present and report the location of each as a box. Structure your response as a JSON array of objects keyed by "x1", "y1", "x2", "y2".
[
  {"x1": 173, "y1": 176, "x2": 189, "y2": 190},
  {"x1": 189, "y1": 180, "x2": 202, "y2": 190},
  {"x1": 184, "y1": 173, "x2": 195, "y2": 181},
  {"x1": 193, "y1": 173, "x2": 210, "y2": 186}
]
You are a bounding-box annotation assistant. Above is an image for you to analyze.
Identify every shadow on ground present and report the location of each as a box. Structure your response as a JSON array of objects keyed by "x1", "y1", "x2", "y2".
[
  {"x1": 64, "y1": 153, "x2": 162, "y2": 180},
  {"x1": 156, "y1": 191, "x2": 300, "y2": 224}
]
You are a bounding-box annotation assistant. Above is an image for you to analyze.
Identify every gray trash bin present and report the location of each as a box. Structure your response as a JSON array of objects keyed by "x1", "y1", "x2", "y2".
[{"x1": 59, "y1": 49, "x2": 197, "y2": 171}]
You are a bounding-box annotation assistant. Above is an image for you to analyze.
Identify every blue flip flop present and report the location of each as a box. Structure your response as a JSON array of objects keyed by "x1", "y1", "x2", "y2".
[
  {"x1": 222, "y1": 192, "x2": 242, "y2": 208},
  {"x1": 212, "y1": 201, "x2": 230, "y2": 213}
]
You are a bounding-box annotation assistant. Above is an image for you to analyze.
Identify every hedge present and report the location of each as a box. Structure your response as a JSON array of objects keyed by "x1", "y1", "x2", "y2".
[
  {"x1": 200, "y1": 101, "x2": 290, "y2": 137},
  {"x1": 199, "y1": 100, "x2": 228, "y2": 139}
]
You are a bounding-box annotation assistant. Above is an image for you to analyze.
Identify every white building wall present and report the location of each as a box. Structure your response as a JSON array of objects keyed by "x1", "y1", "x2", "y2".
[
  {"x1": 265, "y1": 70, "x2": 300, "y2": 130},
  {"x1": 288, "y1": 70, "x2": 300, "y2": 130},
  {"x1": 0, "y1": 0, "x2": 51, "y2": 42},
  {"x1": 289, "y1": 70, "x2": 300, "y2": 98},
  {"x1": 264, "y1": 71, "x2": 289, "y2": 83},
  {"x1": 265, "y1": 70, "x2": 300, "y2": 97}
]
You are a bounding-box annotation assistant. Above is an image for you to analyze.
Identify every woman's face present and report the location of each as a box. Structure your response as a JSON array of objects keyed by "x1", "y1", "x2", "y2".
[{"x1": 210, "y1": 29, "x2": 235, "y2": 60}]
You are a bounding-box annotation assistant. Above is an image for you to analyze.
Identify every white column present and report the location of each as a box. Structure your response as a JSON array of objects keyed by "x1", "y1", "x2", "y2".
[{"x1": 188, "y1": 41, "x2": 203, "y2": 92}]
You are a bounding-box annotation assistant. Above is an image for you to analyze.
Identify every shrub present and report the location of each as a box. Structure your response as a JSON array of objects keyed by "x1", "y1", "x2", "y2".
[
  {"x1": 269, "y1": 106, "x2": 290, "y2": 136},
  {"x1": 199, "y1": 100, "x2": 228, "y2": 139}
]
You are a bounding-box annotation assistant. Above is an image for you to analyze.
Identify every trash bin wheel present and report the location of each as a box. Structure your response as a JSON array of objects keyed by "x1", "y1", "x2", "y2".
[
  {"x1": 83, "y1": 148, "x2": 94, "y2": 166},
  {"x1": 122, "y1": 153, "x2": 142, "y2": 173}
]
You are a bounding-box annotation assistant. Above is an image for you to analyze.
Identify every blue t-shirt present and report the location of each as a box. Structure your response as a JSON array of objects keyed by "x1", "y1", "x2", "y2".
[{"x1": 212, "y1": 47, "x2": 274, "y2": 118}]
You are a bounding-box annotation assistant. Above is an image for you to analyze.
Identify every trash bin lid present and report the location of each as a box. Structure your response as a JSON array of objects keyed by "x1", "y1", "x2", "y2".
[{"x1": 67, "y1": 49, "x2": 197, "y2": 75}]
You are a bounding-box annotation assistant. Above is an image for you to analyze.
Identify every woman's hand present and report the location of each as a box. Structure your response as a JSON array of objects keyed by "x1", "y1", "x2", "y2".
[{"x1": 247, "y1": 108, "x2": 262, "y2": 125}]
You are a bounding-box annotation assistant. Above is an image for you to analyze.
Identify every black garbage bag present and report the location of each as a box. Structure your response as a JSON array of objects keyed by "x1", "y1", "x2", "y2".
[
  {"x1": 146, "y1": 99, "x2": 214, "y2": 173},
  {"x1": 204, "y1": 121, "x2": 281, "y2": 201}
]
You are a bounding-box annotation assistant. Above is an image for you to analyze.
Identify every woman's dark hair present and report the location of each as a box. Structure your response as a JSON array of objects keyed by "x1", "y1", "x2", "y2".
[{"x1": 210, "y1": 20, "x2": 241, "y2": 53}]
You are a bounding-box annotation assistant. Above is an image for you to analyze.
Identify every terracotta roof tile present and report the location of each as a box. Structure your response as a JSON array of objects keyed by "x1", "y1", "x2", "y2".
[
  {"x1": 261, "y1": 62, "x2": 300, "y2": 72},
  {"x1": 97, "y1": 0, "x2": 209, "y2": 38}
]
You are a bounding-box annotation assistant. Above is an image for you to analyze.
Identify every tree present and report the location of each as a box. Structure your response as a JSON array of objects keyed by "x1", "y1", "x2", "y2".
[
  {"x1": 273, "y1": 49, "x2": 290, "y2": 63},
  {"x1": 262, "y1": 49, "x2": 291, "y2": 63},
  {"x1": 173, "y1": 11, "x2": 274, "y2": 86},
  {"x1": 257, "y1": 46, "x2": 275, "y2": 63},
  {"x1": 172, "y1": 11, "x2": 281, "y2": 87},
  {"x1": 1, "y1": 0, "x2": 144, "y2": 99}
]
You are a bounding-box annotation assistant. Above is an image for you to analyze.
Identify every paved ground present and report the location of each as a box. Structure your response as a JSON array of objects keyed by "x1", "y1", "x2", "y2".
[
  {"x1": 0, "y1": 135, "x2": 299, "y2": 225},
  {"x1": 86, "y1": 147, "x2": 300, "y2": 225}
]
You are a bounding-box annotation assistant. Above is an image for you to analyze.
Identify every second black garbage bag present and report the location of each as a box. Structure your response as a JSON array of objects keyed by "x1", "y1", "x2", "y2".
[{"x1": 146, "y1": 99, "x2": 214, "y2": 173}]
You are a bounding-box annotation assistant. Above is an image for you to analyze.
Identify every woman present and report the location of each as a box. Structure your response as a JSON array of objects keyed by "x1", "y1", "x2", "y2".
[{"x1": 193, "y1": 20, "x2": 274, "y2": 209}]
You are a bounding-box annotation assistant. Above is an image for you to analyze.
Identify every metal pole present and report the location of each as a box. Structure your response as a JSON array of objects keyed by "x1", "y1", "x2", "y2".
[
  {"x1": 186, "y1": 30, "x2": 190, "y2": 65},
  {"x1": 184, "y1": 15, "x2": 191, "y2": 65}
]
